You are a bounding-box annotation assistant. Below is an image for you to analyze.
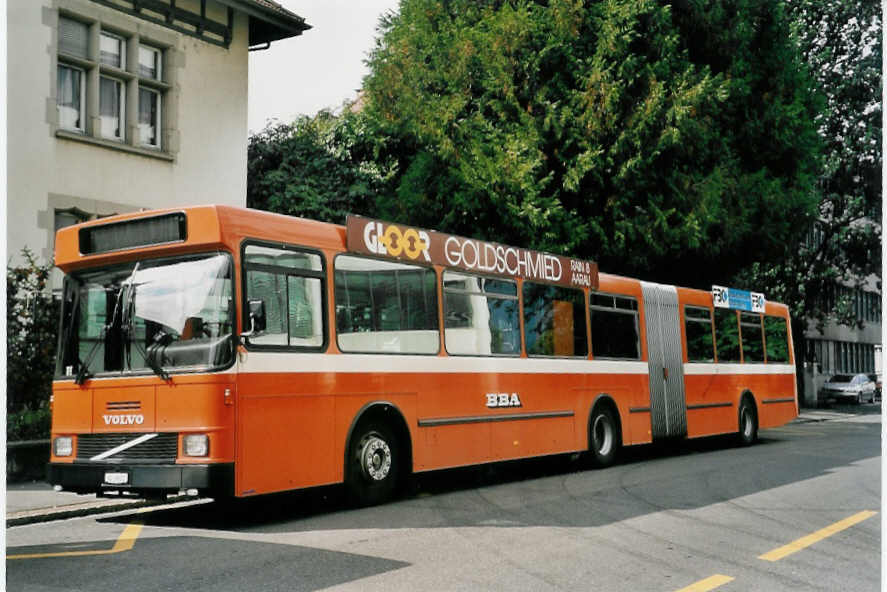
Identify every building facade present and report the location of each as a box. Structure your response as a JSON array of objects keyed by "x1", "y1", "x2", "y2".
[
  {"x1": 801, "y1": 272, "x2": 881, "y2": 405},
  {"x1": 804, "y1": 280, "x2": 881, "y2": 378},
  {"x1": 7, "y1": 0, "x2": 308, "y2": 285}
]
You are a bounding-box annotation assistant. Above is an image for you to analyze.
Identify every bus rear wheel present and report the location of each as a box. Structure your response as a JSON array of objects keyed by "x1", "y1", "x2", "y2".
[
  {"x1": 589, "y1": 406, "x2": 619, "y2": 467},
  {"x1": 737, "y1": 399, "x2": 758, "y2": 446},
  {"x1": 346, "y1": 421, "x2": 400, "y2": 506}
]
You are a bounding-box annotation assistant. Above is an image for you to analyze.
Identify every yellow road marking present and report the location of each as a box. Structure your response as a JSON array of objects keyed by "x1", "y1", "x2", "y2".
[
  {"x1": 675, "y1": 574, "x2": 734, "y2": 592},
  {"x1": 759, "y1": 511, "x2": 877, "y2": 561},
  {"x1": 7, "y1": 523, "x2": 143, "y2": 560}
]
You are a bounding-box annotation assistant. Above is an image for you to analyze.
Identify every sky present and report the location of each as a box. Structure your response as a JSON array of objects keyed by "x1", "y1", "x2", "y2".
[{"x1": 248, "y1": 1, "x2": 400, "y2": 133}]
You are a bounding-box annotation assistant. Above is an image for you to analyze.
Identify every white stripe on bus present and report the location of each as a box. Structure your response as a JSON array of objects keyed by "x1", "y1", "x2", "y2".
[
  {"x1": 237, "y1": 354, "x2": 650, "y2": 375},
  {"x1": 236, "y1": 354, "x2": 794, "y2": 376},
  {"x1": 683, "y1": 363, "x2": 795, "y2": 376}
]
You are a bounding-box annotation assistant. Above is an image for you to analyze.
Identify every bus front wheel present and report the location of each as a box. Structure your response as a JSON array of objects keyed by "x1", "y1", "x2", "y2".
[{"x1": 346, "y1": 421, "x2": 400, "y2": 506}]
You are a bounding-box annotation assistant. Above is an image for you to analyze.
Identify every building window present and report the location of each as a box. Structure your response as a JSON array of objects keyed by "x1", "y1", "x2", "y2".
[
  {"x1": 99, "y1": 31, "x2": 125, "y2": 68},
  {"x1": 99, "y1": 76, "x2": 125, "y2": 140},
  {"x1": 57, "y1": 64, "x2": 85, "y2": 131},
  {"x1": 55, "y1": 12, "x2": 170, "y2": 155},
  {"x1": 54, "y1": 208, "x2": 91, "y2": 234},
  {"x1": 138, "y1": 87, "x2": 160, "y2": 147},
  {"x1": 59, "y1": 16, "x2": 89, "y2": 58},
  {"x1": 139, "y1": 45, "x2": 161, "y2": 79}
]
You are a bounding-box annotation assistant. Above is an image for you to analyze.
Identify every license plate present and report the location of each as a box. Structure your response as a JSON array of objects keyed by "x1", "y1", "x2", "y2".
[{"x1": 103, "y1": 471, "x2": 129, "y2": 485}]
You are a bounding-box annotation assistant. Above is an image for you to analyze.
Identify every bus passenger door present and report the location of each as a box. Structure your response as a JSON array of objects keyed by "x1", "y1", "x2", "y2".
[{"x1": 641, "y1": 282, "x2": 687, "y2": 439}]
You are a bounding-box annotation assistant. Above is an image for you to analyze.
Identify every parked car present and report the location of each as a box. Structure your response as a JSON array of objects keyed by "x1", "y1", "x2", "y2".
[
  {"x1": 867, "y1": 373, "x2": 882, "y2": 401},
  {"x1": 820, "y1": 373, "x2": 877, "y2": 404}
]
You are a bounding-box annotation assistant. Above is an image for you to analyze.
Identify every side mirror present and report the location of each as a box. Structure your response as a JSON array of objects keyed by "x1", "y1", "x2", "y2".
[{"x1": 240, "y1": 299, "x2": 266, "y2": 343}]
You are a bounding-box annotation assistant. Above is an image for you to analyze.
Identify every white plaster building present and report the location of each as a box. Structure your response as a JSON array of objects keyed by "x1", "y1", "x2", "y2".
[{"x1": 7, "y1": 0, "x2": 309, "y2": 284}]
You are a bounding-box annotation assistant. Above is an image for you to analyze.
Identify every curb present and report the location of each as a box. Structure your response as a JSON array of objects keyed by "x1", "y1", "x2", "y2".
[
  {"x1": 791, "y1": 413, "x2": 861, "y2": 424},
  {"x1": 7, "y1": 495, "x2": 198, "y2": 527}
]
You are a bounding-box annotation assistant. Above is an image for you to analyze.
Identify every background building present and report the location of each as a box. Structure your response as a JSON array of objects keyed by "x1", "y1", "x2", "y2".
[
  {"x1": 7, "y1": 0, "x2": 309, "y2": 288},
  {"x1": 805, "y1": 281, "x2": 881, "y2": 374},
  {"x1": 800, "y1": 218, "x2": 881, "y2": 404}
]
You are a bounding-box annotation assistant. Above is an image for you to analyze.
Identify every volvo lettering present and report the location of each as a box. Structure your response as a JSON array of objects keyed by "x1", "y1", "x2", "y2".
[{"x1": 103, "y1": 415, "x2": 145, "y2": 426}]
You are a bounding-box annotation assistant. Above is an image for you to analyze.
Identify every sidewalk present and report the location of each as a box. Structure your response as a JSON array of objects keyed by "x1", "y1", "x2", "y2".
[
  {"x1": 793, "y1": 401, "x2": 882, "y2": 424},
  {"x1": 792, "y1": 409, "x2": 859, "y2": 423},
  {"x1": 6, "y1": 405, "x2": 878, "y2": 526},
  {"x1": 6, "y1": 481, "x2": 161, "y2": 526}
]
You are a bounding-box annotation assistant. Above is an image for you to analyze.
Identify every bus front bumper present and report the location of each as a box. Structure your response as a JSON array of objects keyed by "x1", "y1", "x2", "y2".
[{"x1": 47, "y1": 462, "x2": 234, "y2": 497}]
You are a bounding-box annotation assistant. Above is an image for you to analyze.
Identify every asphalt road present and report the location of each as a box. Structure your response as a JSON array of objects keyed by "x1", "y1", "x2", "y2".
[{"x1": 7, "y1": 414, "x2": 881, "y2": 591}]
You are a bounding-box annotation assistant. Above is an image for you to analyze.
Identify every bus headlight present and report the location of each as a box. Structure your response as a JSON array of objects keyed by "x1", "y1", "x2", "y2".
[
  {"x1": 54, "y1": 437, "x2": 73, "y2": 457},
  {"x1": 183, "y1": 434, "x2": 209, "y2": 457}
]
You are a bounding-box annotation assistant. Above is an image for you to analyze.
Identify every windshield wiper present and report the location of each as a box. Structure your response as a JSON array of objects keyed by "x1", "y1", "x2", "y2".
[
  {"x1": 120, "y1": 266, "x2": 140, "y2": 373},
  {"x1": 74, "y1": 324, "x2": 104, "y2": 385},
  {"x1": 74, "y1": 264, "x2": 138, "y2": 385},
  {"x1": 119, "y1": 264, "x2": 170, "y2": 382},
  {"x1": 75, "y1": 309, "x2": 117, "y2": 386}
]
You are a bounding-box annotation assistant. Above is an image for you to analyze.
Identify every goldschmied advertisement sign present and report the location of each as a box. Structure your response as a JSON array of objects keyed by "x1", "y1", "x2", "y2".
[{"x1": 346, "y1": 215, "x2": 599, "y2": 290}]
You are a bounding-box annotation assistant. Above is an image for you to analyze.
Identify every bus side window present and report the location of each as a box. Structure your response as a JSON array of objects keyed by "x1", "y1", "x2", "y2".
[
  {"x1": 242, "y1": 244, "x2": 325, "y2": 349},
  {"x1": 764, "y1": 316, "x2": 790, "y2": 362},
  {"x1": 523, "y1": 282, "x2": 587, "y2": 357},
  {"x1": 589, "y1": 293, "x2": 640, "y2": 360},
  {"x1": 684, "y1": 305, "x2": 714, "y2": 362},
  {"x1": 713, "y1": 308, "x2": 741, "y2": 362},
  {"x1": 334, "y1": 255, "x2": 438, "y2": 354},
  {"x1": 740, "y1": 312, "x2": 764, "y2": 363},
  {"x1": 443, "y1": 271, "x2": 520, "y2": 356},
  {"x1": 245, "y1": 268, "x2": 287, "y2": 344}
]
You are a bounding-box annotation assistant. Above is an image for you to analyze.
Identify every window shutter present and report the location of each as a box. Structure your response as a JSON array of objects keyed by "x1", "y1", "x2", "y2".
[{"x1": 59, "y1": 17, "x2": 89, "y2": 58}]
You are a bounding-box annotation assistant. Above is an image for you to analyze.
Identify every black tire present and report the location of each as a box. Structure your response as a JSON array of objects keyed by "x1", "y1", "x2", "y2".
[
  {"x1": 589, "y1": 406, "x2": 619, "y2": 467},
  {"x1": 737, "y1": 398, "x2": 758, "y2": 446},
  {"x1": 345, "y1": 421, "x2": 400, "y2": 507}
]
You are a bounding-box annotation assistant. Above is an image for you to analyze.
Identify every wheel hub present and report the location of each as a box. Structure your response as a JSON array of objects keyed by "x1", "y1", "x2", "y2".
[
  {"x1": 742, "y1": 409, "x2": 753, "y2": 437},
  {"x1": 360, "y1": 436, "x2": 392, "y2": 481},
  {"x1": 593, "y1": 415, "x2": 613, "y2": 456}
]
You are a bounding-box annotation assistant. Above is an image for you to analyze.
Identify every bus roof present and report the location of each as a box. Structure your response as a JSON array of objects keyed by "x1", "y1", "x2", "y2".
[
  {"x1": 54, "y1": 205, "x2": 347, "y2": 271},
  {"x1": 53, "y1": 205, "x2": 790, "y2": 317}
]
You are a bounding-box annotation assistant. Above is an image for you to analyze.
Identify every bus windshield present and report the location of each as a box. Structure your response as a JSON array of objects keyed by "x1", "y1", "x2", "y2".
[{"x1": 57, "y1": 252, "x2": 235, "y2": 381}]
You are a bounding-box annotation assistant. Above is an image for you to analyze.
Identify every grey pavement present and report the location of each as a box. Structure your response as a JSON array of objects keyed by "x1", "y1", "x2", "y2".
[
  {"x1": 6, "y1": 481, "x2": 161, "y2": 526},
  {"x1": 6, "y1": 403, "x2": 879, "y2": 526}
]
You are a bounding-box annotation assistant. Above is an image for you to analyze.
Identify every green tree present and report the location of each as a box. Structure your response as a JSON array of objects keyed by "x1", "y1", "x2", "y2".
[
  {"x1": 736, "y1": 0, "x2": 881, "y2": 391},
  {"x1": 7, "y1": 249, "x2": 59, "y2": 439},
  {"x1": 741, "y1": 0, "x2": 881, "y2": 326},
  {"x1": 362, "y1": 0, "x2": 821, "y2": 287},
  {"x1": 247, "y1": 110, "x2": 383, "y2": 224}
]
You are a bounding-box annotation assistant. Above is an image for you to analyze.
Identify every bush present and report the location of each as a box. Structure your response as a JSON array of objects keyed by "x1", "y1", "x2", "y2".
[
  {"x1": 7, "y1": 248, "x2": 59, "y2": 440},
  {"x1": 7, "y1": 407, "x2": 52, "y2": 442}
]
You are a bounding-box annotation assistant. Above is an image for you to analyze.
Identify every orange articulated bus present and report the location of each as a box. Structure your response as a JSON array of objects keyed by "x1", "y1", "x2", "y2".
[{"x1": 48, "y1": 206, "x2": 798, "y2": 504}]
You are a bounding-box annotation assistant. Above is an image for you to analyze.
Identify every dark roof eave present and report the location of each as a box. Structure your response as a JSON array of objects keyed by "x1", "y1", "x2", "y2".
[{"x1": 216, "y1": 0, "x2": 311, "y2": 45}]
